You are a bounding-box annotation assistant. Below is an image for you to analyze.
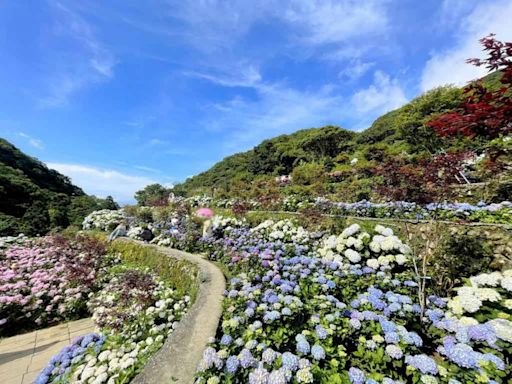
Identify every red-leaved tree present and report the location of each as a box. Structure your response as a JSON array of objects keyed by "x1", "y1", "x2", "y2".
[
  {"x1": 375, "y1": 152, "x2": 471, "y2": 204},
  {"x1": 427, "y1": 34, "x2": 512, "y2": 139}
]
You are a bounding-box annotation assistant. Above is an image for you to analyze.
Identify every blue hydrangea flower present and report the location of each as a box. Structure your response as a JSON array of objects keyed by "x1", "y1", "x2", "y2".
[
  {"x1": 404, "y1": 354, "x2": 438, "y2": 375},
  {"x1": 282, "y1": 352, "x2": 299, "y2": 370},
  {"x1": 220, "y1": 334, "x2": 233, "y2": 345},
  {"x1": 249, "y1": 367, "x2": 269, "y2": 384},
  {"x1": 315, "y1": 325, "x2": 328, "y2": 339},
  {"x1": 225, "y1": 356, "x2": 239, "y2": 373},
  {"x1": 311, "y1": 344, "x2": 325, "y2": 360},
  {"x1": 296, "y1": 334, "x2": 311, "y2": 354},
  {"x1": 348, "y1": 367, "x2": 366, "y2": 384}
]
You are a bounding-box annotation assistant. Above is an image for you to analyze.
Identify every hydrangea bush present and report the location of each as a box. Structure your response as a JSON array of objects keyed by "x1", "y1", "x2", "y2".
[
  {"x1": 182, "y1": 195, "x2": 512, "y2": 224},
  {"x1": 35, "y1": 267, "x2": 190, "y2": 384},
  {"x1": 82, "y1": 210, "x2": 126, "y2": 231},
  {"x1": 0, "y1": 235, "x2": 114, "y2": 335},
  {"x1": 190, "y1": 219, "x2": 511, "y2": 383}
]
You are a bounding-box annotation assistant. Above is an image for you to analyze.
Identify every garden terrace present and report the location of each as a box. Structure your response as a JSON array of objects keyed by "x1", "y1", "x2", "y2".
[
  {"x1": 0, "y1": 233, "x2": 211, "y2": 384},
  {"x1": 87, "y1": 206, "x2": 511, "y2": 383}
]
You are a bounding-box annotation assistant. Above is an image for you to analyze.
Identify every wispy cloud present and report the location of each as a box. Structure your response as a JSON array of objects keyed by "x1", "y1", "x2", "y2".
[
  {"x1": 17, "y1": 132, "x2": 44, "y2": 149},
  {"x1": 46, "y1": 162, "x2": 158, "y2": 203},
  {"x1": 184, "y1": 65, "x2": 262, "y2": 88},
  {"x1": 283, "y1": 0, "x2": 388, "y2": 46},
  {"x1": 37, "y1": 1, "x2": 116, "y2": 107},
  {"x1": 148, "y1": 138, "x2": 169, "y2": 146},
  {"x1": 421, "y1": 0, "x2": 512, "y2": 91},
  {"x1": 134, "y1": 165, "x2": 161, "y2": 173},
  {"x1": 200, "y1": 79, "x2": 346, "y2": 149},
  {"x1": 339, "y1": 60, "x2": 375, "y2": 81}
]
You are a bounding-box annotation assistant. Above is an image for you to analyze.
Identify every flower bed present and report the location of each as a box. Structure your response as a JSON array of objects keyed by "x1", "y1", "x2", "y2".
[
  {"x1": 192, "y1": 219, "x2": 511, "y2": 383},
  {"x1": 0, "y1": 234, "x2": 114, "y2": 335},
  {"x1": 184, "y1": 195, "x2": 512, "y2": 225},
  {"x1": 36, "y1": 267, "x2": 190, "y2": 384},
  {"x1": 78, "y1": 209, "x2": 512, "y2": 382},
  {"x1": 32, "y1": 238, "x2": 198, "y2": 384}
]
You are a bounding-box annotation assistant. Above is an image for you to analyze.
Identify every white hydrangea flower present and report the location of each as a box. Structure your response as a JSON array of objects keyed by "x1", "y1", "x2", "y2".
[
  {"x1": 459, "y1": 316, "x2": 479, "y2": 326},
  {"x1": 375, "y1": 224, "x2": 393, "y2": 237},
  {"x1": 367, "y1": 259, "x2": 380, "y2": 269},
  {"x1": 488, "y1": 318, "x2": 512, "y2": 343},
  {"x1": 476, "y1": 288, "x2": 501, "y2": 302},
  {"x1": 395, "y1": 254, "x2": 407, "y2": 265},
  {"x1": 458, "y1": 294, "x2": 482, "y2": 314},
  {"x1": 344, "y1": 249, "x2": 361, "y2": 263},
  {"x1": 341, "y1": 224, "x2": 360, "y2": 238},
  {"x1": 470, "y1": 272, "x2": 502, "y2": 287},
  {"x1": 501, "y1": 276, "x2": 512, "y2": 292}
]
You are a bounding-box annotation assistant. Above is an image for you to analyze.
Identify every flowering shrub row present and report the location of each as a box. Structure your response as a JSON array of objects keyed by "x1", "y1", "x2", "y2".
[
  {"x1": 183, "y1": 195, "x2": 512, "y2": 224},
  {"x1": 35, "y1": 267, "x2": 190, "y2": 384},
  {"x1": 0, "y1": 234, "x2": 113, "y2": 335}
]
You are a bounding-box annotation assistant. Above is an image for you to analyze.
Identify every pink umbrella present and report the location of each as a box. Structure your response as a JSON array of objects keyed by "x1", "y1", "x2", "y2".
[{"x1": 196, "y1": 207, "x2": 214, "y2": 218}]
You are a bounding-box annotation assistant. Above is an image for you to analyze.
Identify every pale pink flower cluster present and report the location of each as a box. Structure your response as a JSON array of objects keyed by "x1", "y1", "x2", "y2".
[{"x1": 0, "y1": 236, "x2": 108, "y2": 334}]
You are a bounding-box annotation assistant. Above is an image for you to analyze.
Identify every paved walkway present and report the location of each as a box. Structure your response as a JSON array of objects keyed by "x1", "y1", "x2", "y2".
[
  {"x1": 0, "y1": 318, "x2": 95, "y2": 384},
  {"x1": 129, "y1": 242, "x2": 226, "y2": 384}
]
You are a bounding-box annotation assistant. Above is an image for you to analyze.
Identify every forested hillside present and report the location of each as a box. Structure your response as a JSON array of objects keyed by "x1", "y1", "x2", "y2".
[
  {"x1": 0, "y1": 139, "x2": 118, "y2": 235},
  {"x1": 175, "y1": 71, "x2": 511, "y2": 202}
]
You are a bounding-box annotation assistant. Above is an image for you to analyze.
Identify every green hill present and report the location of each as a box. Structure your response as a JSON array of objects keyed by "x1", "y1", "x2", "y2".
[
  {"x1": 174, "y1": 75, "x2": 509, "y2": 201},
  {"x1": 0, "y1": 139, "x2": 118, "y2": 235}
]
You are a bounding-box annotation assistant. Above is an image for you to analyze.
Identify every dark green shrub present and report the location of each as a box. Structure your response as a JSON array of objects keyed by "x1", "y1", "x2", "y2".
[{"x1": 430, "y1": 229, "x2": 493, "y2": 295}]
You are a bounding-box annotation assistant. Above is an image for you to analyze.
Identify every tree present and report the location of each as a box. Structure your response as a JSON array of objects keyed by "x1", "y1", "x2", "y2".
[
  {"x1": 134, "y1": 184, "x2": 170, "y2": 206},
  {"x1": 375, "y1": 152, "x2": 470, "y2": 204},
  {"x1": 20, "y1": 201, "x2": 50, "y2": 235},
  {"x1": 427, "y1": 34, "x2": 512, "y2": 139},
  {"x1": 104, "y1": 195, "x2": 119, "y2": 210}
]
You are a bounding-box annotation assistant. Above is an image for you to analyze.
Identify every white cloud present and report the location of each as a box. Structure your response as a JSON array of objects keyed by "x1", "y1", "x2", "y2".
[
  {"x1": 154, "y1": 0, "x2": 389, "y2": 60},
  {"x1": 352, "y1": 70, "x2": 407, "y2": 115},
  {"x1": 45, "y1": 162, "x2": 157, "y2": 203},
  {"x1": 17, "y1": 132, "x2": 44, "y2": 149},
  {"x1": 421, "y1": 0, "x2": 512, "y2": 92},
  {"x1": 339, "y1": 60, "x2": 375, "y2": 80},
  {"x1": 284, "y1": 0, "x2": 388, "y2": 46},
  {"x1": 38, "y1": 1, "x2": 116, "y2": 107}
]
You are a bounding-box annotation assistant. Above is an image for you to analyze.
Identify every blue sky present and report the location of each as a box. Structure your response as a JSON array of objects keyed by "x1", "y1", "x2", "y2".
[{"x1": 1, "y1": 0, "x2": 511, "y2": 203}]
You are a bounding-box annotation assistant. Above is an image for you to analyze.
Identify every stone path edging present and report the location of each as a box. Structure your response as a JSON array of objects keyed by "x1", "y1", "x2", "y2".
[{"x1": 126, "y1": 241, "x2": 226, "y2": 384}]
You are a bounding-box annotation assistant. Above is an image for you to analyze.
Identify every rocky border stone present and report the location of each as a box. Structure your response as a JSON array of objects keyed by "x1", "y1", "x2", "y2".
[{"x1": 127, "y1": 242, "x2": 225, "y2": 384}]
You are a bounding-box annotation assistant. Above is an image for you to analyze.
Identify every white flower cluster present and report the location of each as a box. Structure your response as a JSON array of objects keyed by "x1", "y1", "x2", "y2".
[
  {"x1": 470, "y1": 270, "x2": 512, "y2": 291},
  {"x1": 71, "y1": 281, "x2": 190, "y2": 384},
  {"x1": 0, "y1": 233, "x2": 28, "y2": 250},
  {"x1": 448, "y1": 270, "x2": 512, "y2": 315},
  {"x1": 82, "y1": 210, "x2": 125, "y2": 231},
  {"x1": 126, "y1": 224, "x2": 154, "y2": 241},
  {"x1": 151, "y1": 234, "x2": 174, "y2": 247},
  {"x1": 318, "y1": 224, "x2": 409, "y2": 269},
  {"x1": 127, "y1": 226, "x2": 145, "y2": 240},
  {"x1": 211, "y1": 216, "x2": 245, "y2": 233},
  {"x1": 252, "y1": 219, "x2": 310, "y2": 244}
]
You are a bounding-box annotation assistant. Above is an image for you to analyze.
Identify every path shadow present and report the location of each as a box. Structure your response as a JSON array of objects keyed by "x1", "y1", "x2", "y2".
[{"x1": 0, "y1": 340, "x2": 62, "y2": 364}]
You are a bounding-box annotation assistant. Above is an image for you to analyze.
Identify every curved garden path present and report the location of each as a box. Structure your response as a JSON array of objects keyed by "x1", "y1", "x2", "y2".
[
  {"x1": 127, "y1": 241, "x2": 226, "y2": 384},
  {"x1": 0, "y1": 241, "x2": 225, "y2": 384},
  {"x1": 0, "y1": 318, "x2": 95, "y2": 384}
]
